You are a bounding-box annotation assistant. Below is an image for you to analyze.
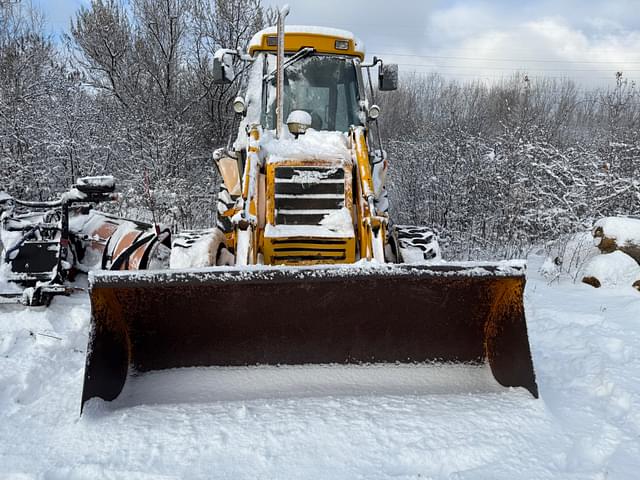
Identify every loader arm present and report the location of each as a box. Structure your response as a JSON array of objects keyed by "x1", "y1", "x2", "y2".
[
  {"x1": 352, "y1": 126, "x2": 386, "y2": 261},
  {"x1": 235, "y1": 127, "x2": 262, "y2": 265}
]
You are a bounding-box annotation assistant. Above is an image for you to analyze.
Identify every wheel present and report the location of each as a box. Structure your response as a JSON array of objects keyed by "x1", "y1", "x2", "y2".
[
  {"x1": 216, "y1": 183, "x2": 235, "y2": 234},
  {"x1": 169, "y1": 228, "x2": 234, "y2": 268},
  {"x1": 389, "y1": 225, "x2": 441, "y2": 263}
]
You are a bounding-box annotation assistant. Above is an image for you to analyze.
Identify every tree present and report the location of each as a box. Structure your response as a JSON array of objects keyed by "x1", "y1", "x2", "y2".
[{"x1": 67, "y1": 0, "x2": 274, "y2": 228}]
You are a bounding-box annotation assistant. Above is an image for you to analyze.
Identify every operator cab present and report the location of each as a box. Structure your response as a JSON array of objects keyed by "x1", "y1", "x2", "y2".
[
  {"x1": 212, "y1": 25, "x2": 397, "y2": 265},
  {"x1": 262, "y1": 54, "x2": 362, "y2": 132},
  {"x1": 247, "y1": 26, "x2": 367, "y2": 132}
]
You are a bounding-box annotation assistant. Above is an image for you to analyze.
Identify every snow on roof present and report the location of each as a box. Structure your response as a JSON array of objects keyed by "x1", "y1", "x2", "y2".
[{"x1": 248, "y1": 25, "x2": 365, "y2": 54}]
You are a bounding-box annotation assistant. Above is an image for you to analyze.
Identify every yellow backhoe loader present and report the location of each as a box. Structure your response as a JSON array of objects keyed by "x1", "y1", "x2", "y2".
[{"x1": 81, "y1": 9, "x2": 537, "y2": 412}]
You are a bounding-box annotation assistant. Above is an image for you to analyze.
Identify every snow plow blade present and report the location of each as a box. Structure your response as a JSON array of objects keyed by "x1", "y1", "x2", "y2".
[{"x1": 81, "y1": 261, "x2": 537, "y2": 412}]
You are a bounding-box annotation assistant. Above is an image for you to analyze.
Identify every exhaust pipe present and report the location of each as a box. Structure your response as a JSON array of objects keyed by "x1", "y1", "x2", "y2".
[{"x1": 276, "y1": 5, "x2": 289, "y2": 138}]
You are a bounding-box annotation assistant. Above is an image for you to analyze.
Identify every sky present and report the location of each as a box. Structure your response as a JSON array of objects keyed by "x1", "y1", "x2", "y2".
[
  {"x1": 32, "y1": 0, "x2": 88, "y2": 32},
  {"x1": 34, "y1": 0, "x2": 640, "y2": 87}
]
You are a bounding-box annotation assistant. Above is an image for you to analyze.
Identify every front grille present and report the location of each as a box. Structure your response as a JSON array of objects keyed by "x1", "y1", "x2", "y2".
[
  {"x1": 270, "y1": 238, "x2": 349, "y2": 263},
  {"x1": 274, "y1": 166, "x2": 345, "y2": 226}
]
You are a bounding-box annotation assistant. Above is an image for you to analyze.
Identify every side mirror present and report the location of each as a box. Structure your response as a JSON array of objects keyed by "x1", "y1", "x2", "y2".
[
  {"x1": 379, "y1": 63, "x2": 398, "y2": 91},
  {"x1": 213, "y1": 49, "x2": 236, "y2": 84}
]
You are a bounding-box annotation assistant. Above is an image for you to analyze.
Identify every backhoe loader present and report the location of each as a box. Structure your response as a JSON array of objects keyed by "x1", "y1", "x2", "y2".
[{"x1": 80, "y1": 9, "x2": 538, "y2": 411}]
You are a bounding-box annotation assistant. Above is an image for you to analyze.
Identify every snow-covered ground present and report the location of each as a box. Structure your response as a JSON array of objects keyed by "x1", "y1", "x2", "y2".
[{"x1": 1, "y1": 256, "x2": 639, "y2": 479}]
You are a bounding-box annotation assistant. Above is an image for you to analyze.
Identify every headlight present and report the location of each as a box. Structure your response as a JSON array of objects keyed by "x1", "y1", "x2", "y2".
[
  {"x1": 233, "y1": 96, "x2": 246, "y2": 114},
  {"x1": 335, "y1": 39, "x2": 350, "y2": 51},
  {"x1": 368, "y1": 104, "x2": 381, "y2": 120},
  {"x1": 286, "y1": 110, "x2": 312, "y2": 136}
]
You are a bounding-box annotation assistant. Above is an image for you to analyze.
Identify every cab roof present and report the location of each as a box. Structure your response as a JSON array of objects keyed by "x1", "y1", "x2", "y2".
[{"x1": 248, "y1": 25, "x2": 365, "y2": 61}]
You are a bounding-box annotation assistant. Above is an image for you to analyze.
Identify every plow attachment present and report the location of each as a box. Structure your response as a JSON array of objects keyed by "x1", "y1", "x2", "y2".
[{"x1": 81, "y1": 261, "x2": 537, "y2": 412}]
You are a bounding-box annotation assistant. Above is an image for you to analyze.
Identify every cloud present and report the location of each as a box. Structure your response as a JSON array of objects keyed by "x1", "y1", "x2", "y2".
[
  {"x1": 427, "y1": 3, "x2": 503, "y2": 44},
  {"x1": 36, "y1": 0, "x2": 640, "y2": 86},
  {"x1": 395, "y1": 2, "x2": 640, "y2": 86},
  {"x1": 262, "y1": 1, "x2": 640, "y2": 85},
  {"x1": 264, "y1": 0, "x2": 437, "y2": 51}
]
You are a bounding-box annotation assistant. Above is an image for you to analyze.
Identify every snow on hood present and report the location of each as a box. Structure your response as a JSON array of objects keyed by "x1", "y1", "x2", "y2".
[
  {"x1": 264, "y1": 207, "x2": 355, "y2": 239},
  {"x1": 319, "y1": 207, "x2": 353, "y2": 234},
  {"x1": 261, "y1": 129, "x2": 351, "y2": 165}
]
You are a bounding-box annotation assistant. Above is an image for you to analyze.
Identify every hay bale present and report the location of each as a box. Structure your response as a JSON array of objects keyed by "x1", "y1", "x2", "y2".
[
  {"x1": 582, "y1": 276, "x2": 601, "y2": 288},
  {"x1": 593, "y1": 217, "x2": 640, "y2": 264},
  {"x1": 581, "y1": 250, "x2": 640, "y2": 290}
]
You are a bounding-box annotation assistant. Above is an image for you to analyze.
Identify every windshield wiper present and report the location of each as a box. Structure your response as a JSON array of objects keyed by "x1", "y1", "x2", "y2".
[{"x1": 264, "y1": 47, "x2": 315, "y2": 82}]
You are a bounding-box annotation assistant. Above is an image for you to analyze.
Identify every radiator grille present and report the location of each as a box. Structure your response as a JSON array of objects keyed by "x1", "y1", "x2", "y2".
[
  {"x1": 269, "y1": 238, "x2": 350, "y2": 264},
  {"x1": 274, "y1": 166, "x2": 345, "y2": 226}
]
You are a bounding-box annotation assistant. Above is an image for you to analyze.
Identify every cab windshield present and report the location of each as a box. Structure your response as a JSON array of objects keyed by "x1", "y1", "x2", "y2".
[{"x1": 263, "y1": 54, "x2": 362, "y2": 132}]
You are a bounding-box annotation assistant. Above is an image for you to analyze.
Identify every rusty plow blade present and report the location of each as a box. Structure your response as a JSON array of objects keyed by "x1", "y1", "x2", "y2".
[{"x1": 80, "y1": 261, "x2": 538, "y2": 412}]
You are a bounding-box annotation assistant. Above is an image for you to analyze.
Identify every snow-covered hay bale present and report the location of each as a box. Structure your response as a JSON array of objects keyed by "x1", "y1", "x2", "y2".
[
  {"x1": 593, "y1": 217, "x2": 640, "y2": 264},
  {"x1": 581, "y1": 250, "x2": 640, "y2": 290}
]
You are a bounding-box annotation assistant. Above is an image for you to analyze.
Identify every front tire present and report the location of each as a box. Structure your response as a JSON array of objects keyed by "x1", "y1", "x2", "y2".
[{"x1": 388, "y1": 225, "x2": 441, "y2": 263}]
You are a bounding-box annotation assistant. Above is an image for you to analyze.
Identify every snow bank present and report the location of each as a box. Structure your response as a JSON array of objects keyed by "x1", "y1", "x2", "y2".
[
  {"x1": 170, "y1": 236, "x2": 216, "y2": 269},
  {"x1": 2, "y1": 256, "x2": 640, "y2": 478},
  {"x1": 581, "y1": 251, "x2": 640, "y2": 289},
  {"x1": 541, "y1": 231, "x2": 600, "y2": 281}
]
